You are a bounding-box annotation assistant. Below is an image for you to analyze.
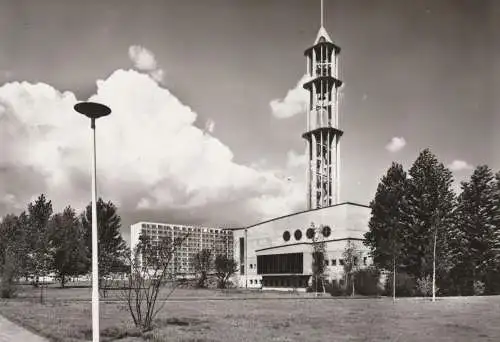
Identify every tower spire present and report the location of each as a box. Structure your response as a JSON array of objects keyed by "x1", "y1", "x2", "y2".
[
  {"x1": 321, "y1": 0, "x2": 324, "y2": 28},
  {"x1": 303, "y1": 1, "x2": 343, "y2": 209}
]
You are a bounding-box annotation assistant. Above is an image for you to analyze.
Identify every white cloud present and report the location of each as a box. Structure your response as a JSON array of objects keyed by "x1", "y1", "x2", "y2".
[
  {"x1": 286, "y1": 150, "x2": 307, "y2": 168},
  {"x1": 0, "y1": 67, "x2": 304, "y2": 224},
  {"x1": 270, "y1": 74, "x2": 310, "y2": 119},
  {"x1": 128, "y1": 45, "x2": 164, "y2": 83},
  {"x1": 385, "y1": 137, "x2": 406, "y2": 153},
  {"x1": 204, "y1": 118, "x2": 215, "y2": 134},
  {"x1": 128, "y1": 45, "x2": 158, "y2": 71},
  {"x1": 448, "y1": 160, "x2": 473, "y2": 172}
]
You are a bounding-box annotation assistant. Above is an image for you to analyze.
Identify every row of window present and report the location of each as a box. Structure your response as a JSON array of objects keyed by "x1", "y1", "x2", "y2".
[
  {"x1": 283, "y1": 226, "x2": 331, "y2": 242},
  {"x1": 245, "y1": 257, "x2": 368, "y2": 271},
  {"x1": 262, "y1": 276, "x2": 310, "y2": 288},
  {"x1": 326, "y1": 257, "x2": 368, "y2": 267},
  {"x1": 141, "y1": 224, "x2": 231, "y2": 235}
]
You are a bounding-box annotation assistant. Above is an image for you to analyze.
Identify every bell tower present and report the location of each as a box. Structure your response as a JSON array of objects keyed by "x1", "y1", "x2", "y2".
[{"x1": 303, "y1": 0, "x2": 343, "y2": 209}]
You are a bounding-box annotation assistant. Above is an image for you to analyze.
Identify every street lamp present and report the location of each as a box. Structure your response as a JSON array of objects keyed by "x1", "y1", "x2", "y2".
[{"x1": 74, "y1": 101, "x2": 111, "y2": 342}]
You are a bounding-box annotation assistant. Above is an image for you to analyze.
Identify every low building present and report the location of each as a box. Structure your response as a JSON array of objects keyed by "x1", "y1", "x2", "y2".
[{"x1": 230, "y1": 202, "x2": 372, "y2": 291}]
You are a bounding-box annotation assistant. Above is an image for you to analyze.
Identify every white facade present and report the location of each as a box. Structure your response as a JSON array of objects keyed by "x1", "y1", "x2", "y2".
[{"x1": 231, "y1": 202, "x2": 372, "y2": 290}]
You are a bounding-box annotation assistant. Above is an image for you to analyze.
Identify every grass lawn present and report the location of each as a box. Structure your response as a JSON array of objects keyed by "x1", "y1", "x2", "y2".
[{"x1": 1, "y1": 287, "x2": 500, "y2": 342}]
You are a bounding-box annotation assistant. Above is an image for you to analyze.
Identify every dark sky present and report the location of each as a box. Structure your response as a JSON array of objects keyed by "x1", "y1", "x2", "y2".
[{"x1": 0, "y1": 0, "x2": 498, "y2": 242}]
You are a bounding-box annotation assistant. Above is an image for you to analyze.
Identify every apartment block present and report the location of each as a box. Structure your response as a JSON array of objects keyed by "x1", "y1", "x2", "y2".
[{"x1": 130, "y1": 221, "x2": 234, "y2": 276}]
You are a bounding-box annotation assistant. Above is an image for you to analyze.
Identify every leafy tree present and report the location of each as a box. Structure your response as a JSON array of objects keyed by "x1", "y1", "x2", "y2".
[
  {"x1": 489, "y1": 171, "x2": 500, "y2": 293},
  {"x1": 364, "y1": 162, "x2": 408, "y2": 300},
  {"x1": 81, "y1": 198, "x2": 128, "y2": 292},
  {"x1": 214, "y1": 254, "x2": 238, "y2": 289},
  {"x1": 452, "y1": 166, "x2": 499, "y2": 294},
  {"x1": 16, "y1": 212, "x2": 31, "y2": 281},
  {"x1": 49, "y1": 206, "x2": 88, "y2": 288},
  {"x1": 27, "y1": 194, "x2": 53, "y2": 303},
  {"x1": 400, "y1": 149, "x2": 456, "y2": 286},
  {"x1": 192, "y1": 249, "x2": 213, "y2": 288},
  {"x1": 0, "y1": 214, "x2": 27, "y2": 298},
  {"x1": 342, "y1": 240, "x2": 362, "y2": 296}
]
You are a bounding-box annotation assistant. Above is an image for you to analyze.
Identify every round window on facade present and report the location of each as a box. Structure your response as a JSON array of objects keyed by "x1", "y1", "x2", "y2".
[
  {"x1": 294, "y1": 229, "x2": 302, "y2": 241},
  {"x1": 322, "y1": 225, "x2": 331, "y2": 238},
  {"x1": 283, "y1": 231, "x2": 291, "y2": 242},
  {"x1": 306, "y1": 228, "x2": 315, "y2": 239}
]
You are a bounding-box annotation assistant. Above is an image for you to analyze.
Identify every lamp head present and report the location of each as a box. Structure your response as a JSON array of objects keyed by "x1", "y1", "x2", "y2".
[{"x1": 74, "y1": 102, "x2": 111, "y2": 120}]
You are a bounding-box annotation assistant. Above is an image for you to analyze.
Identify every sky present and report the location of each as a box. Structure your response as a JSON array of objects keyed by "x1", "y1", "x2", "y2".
[{"x1": 0, "y1": 0, "x2": 499, "y2": 244}]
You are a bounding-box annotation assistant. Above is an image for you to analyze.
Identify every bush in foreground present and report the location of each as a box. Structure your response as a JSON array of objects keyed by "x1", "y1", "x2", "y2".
[
  {"x1": 354, "y1": 267, "x2": 382, "y2": 296},
  {"x1": 384, "y1": 272, "x2": 417, "y2": 297}
]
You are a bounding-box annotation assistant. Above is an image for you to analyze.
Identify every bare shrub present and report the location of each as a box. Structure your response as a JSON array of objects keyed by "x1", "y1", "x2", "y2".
[{"x1": 120, "y1": 232, "x2": 189, "y2": 332}]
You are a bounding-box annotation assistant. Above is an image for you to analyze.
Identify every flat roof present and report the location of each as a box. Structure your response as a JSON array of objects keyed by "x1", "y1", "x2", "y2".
[
  {"x1": 233, "y1": 202, "x2": 369, "y2": 231},
  {"x1": 255, "y1": 237, "x2": 365, "y2": 253}
]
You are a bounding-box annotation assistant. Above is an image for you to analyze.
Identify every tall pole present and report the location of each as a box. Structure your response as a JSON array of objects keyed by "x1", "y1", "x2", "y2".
[
  {"x1": 74, "y1": 101, "x2": 111, "y2": 342},
  {"x1": 91, "y1": 118, "x2": 100, "y2": 342},
  {"x1": 245, "y1": 228, "x2": 248, "y2": 289}
]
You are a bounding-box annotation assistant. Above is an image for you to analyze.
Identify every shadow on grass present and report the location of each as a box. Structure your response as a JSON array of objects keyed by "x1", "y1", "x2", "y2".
[{"x1": 156, "y1": 317, "x2": 210, "y2": 327}]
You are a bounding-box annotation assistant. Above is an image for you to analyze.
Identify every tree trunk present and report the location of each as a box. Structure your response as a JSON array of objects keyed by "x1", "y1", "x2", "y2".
[
  {"x1": 432, "y1": 227, "x2": 437, "y2": 302},
  {"x1": 393, "y1": 255, "x2": 396, "y2": 303},
  {"x1": 39, "y1": 279, "x2": 44, "y2": 305},
  {"x1": 351, "y1": 273, "x2": 355, "y2": 297},
  {"x1": 61, "y1": 275, "x2": 66, "y2": 288}
]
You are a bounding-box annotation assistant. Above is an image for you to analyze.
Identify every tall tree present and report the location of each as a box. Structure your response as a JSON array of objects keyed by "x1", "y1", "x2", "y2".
[
  {"x1": 192, "y1": 249, "x2": 213, "y2": 288},
  {"x1": 452, "y1": 166, "x2": 499, "y2": 294},
  {"x1": 81, "y1": 198, "x2": 128, "y2": 287},
  {"x1": 400, "y1": 149, "x2": 456, "y2": 285},
  {"x1": 27, "y1": 194, "x2": 53, "y2": 293},
  {"x1": 492, "y1": 171, "x2": 500, "y2": 279},
  {"x1": 49, "y1": 206, "x2": 88, "y2": 287},
  {"x1": 364, "y1": 162, "x2": 408, "y2": 300}
]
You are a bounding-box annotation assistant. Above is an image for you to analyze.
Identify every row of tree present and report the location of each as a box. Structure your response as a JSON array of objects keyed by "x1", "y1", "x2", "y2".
[
  {"x1": 0, "y1": 194, "x2": 128, "y2": 298},
  {"x1": 365, "y1": 148, "x2": 500, "y2": 296}
]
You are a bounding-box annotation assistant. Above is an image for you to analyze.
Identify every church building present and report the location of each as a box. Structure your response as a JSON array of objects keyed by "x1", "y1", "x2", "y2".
[
  {"x1": 130, "y1": 1, "x2": 372, "y2": 291},
  {"x1": 230, "y1": 2, "x2": 372, "y2": 290}
]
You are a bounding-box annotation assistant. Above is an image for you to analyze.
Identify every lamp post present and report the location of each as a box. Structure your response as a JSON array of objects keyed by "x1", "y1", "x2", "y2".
[{"x1": 74, "y1": 102, "x2": 111, "y2": 342}]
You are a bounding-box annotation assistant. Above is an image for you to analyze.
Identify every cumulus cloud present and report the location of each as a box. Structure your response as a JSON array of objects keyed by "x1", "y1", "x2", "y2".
[
  {"x1": 270, "y1": 74, "x2": 310, "y2": 119},
  {"x1": 128, "y1": 45, "x2": 164, "y2": 83},
  {"x1": 286, "y1": 150, "x2": 307, "y2": 168},
  {"x1": 448, "y1": 160, "x2": 473, "y2": 172},
  {"x1": 0, "y1": 67, "x2": 304, "y2": 227},
  {"x1": 385, "y1": 137, "x2": 406, "y2": 153}
]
